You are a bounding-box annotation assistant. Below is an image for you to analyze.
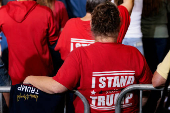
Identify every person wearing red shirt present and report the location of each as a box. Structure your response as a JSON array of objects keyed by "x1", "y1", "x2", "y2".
[
  {"x1": 36, "y1": 0, "x2": 69, "y2": 74},
  {"x1": 53, "y1": 1, "x2": 69, "y2": 35},
  {"x1": 36, "y1": 0, "x2": 69, "y2": 36},
  {"x1": 0, "y1": 0, "x2": 58, "y2": 85},
  {"x1": 55, "y1": 0, "x2": 131, "y2": 61},
  {"x1": 23, "y1": 1, "x2": 152, "y2": 113}
]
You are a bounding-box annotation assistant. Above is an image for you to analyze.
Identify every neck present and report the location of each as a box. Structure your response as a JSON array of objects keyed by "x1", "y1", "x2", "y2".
[
  {"x1": 95, "y1": 36, "x2": 117, "y2": 43},
  {"x1": 80, "y1": 13, "x2": 91, "y2": 21}
]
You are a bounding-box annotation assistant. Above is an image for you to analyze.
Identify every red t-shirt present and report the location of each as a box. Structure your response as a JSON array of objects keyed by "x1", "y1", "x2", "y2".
[
  {"x1": 55, "y1": 5, "x2": 130, "y2": 60},
  {"x1": 53, "y1": 42, "x2": 152, "y2": 113},
  {"x1": 53, "y1": 1, "x2": 69, "y2": 36},
  {"x1": 0, "y1": 1, "x2": 58, "y2": 85}
]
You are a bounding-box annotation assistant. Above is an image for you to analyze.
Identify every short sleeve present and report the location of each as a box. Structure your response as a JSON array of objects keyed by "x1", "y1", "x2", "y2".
[
  {"x1": 117, "y1": 5, "x2": 130, "y2": 43},
  {"x1": 131, "y1": 49, "x2": 153, "y2": 84},
  {"x1": 52, "y1": 49, "x2": 81, "y2": 90},
  {"x1": 54, "y1": 24, "x2": 69, "y2": 60},
  {"x1": 54, "y1": 19, "x2": 74, "y2": 60},
  {"x1": 48, "y1": 10, "x2": 58, "y2": 45},
  {"x1": 138, "y1": 56, "x2": 153, "y2": 84},
  {"x1": 157, "y1": 51, "x2": 170, "y2": 79}
]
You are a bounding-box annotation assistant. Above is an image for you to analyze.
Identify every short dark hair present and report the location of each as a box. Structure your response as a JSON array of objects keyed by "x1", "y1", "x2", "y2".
[
  {"x1": 91, "y1": 1, "x2": 120, "y2": 38},
  {"x1": 86, "y1": 0, "x2": 109, "y2": 13}
]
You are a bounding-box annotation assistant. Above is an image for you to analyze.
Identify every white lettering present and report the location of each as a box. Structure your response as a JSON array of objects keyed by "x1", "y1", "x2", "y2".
[
  {"x1": 81, "y1": 44, "x2": 88, "y2": 47},
  {"x1": 75, "y1": 43, "x2": 81, "y2": 48},
  {"x1": 98, "y1": 96, "x2": 105, "y2": 106},
  {"x1": 125, "y1": 93, "x2": 133, "y2": 104},
  {"x1": 17, "y1": 85, "x2": 39, "y2": 94},
  {"x1": 99, "y1": 77, "x2": 106, "y2": 88},
  {"x1": 90, "y1": 96, "x2": 98, "y2": 105},
  {"x1": 126, "y1": 76, "x2": 135, "y2": 85},
  {"x1": 113, "y1": 76, "x2": 120, "y2": 87},
  {"x1": 70, "y1": 43, "x2": 73, "y2": 52},
  {"x1": 92, "y1": 77, "x2": 96, "y2": 88},
  {"x1": 107, "y1": 77, "x2": 114, "y2": 88},
  {"x1": 120, "y1": 76, "x2": 127, "y2": 87},
  {"x1": 106, "y1": 94, "x2": 114, "y2": 106},
  {"x1": 31, "y1": 87, "x2": 35, "y2": 93},
  {"x1": 35, "y1": 90, "x2": 39, "y2": 94}
]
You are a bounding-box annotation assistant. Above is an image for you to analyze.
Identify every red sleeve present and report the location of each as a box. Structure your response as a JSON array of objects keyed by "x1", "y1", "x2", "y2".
[
  {"x1": 138, "y1": 56, "x2": 153, "y2": 84},
  {"x1": 48, "y1": 10, "x2": 58, "y2": 45},
  {"x1": 59, "y1": 2, "x2": 69, "y2": 28},
  {"x1": 52, "y1": 49, "x2": 81, "y2": 90},
  {"x1": 131, "y1": 49, "x2": 153, "y2": 84},
  {"x1": 54, "y1": 19, "x2": 75, "y2": 60},
  {"x1": 54, "y1": 24, "x2": 69, "y2": 60},
  {"x1": 117, "y1": 5, "x2": 130, "y2": 44}
]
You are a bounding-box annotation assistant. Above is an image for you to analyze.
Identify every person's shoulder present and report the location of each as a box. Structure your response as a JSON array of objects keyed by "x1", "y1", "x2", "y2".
[
  {"x1": 67, "y1": 18, "x2": 79, "y2": 23},
  {"x1": 64, "y1": 18, "x2": 79, "y2": 27},
  {"x1": 0, "y1": 5, "x2": 8, "y2": 20},
  {"x1": 0, "y1": 5, "x2": 7, "y2": 12},
  {"x1": 36, "y1": 4, "x2": 53, "y2": 14},
  {"x1": 121, "y1": 44, "x2": 141, "y2": 54}
]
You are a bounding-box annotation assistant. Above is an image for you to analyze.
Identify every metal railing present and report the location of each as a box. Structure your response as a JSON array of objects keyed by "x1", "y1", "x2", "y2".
[
  {"x1": 0, "y1": 86, "x2": 90, "y2": 113},
  {"x1": 115, "y1": 84, "x2": 170, "y2": 113},
  {"x1": 0, "y1": 86, "x2": 11, "y2": 113},
  {"x1": 73, "y1": 90, "x2": 90, "y2": 113}
]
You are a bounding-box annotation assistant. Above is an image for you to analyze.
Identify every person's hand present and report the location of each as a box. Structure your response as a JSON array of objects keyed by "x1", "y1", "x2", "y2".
[{"x1": 23, "y1": 76, "x2": 31, "y2": 84}]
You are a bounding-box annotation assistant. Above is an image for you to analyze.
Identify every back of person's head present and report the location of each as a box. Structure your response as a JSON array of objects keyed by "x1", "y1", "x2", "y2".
[
  {"x1": 91, "y1": 1, "x2": 120, "y2": 38},
  {"x1": 36, "y1": 0, "x2": 55, "y2": 10},
  {"x1": 86, "y1": 0, "x2": 111, "y2": 13}
]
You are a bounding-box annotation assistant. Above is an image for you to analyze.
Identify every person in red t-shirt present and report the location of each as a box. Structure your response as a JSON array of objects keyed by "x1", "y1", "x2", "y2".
[
  {"x1": 23, "y1": 1, "x2": 153, "y2": 113},
  {"x1": 0, "y1": 0, "x2": 58, "y2": 85},
  {"x1": 36, "y1": 0, "x2": 69, "y2": 73},
  {"x1": 55, "y1": 0, "x2": 131, "y2": 61}
]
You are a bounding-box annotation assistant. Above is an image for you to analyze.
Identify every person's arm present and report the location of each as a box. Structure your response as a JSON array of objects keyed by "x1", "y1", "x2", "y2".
[
  {"x1": 152, "y1": 71, "x2": 166, "y2": 87},
  {"x1": 152, "y1": 51, "x2": 170, "y2": 87},
  {"x1": 23, "y1": 76, "x2": 68, "y2": 94},
  {"x1": 120, "y1": 0, "x2": 134, "y2": 15},
  {"x1": 24, "y1": 48, "x2": 81, "y2": 94},
  {"x1": 48, "y1": 10, "x2": 58, "y2": 45}
]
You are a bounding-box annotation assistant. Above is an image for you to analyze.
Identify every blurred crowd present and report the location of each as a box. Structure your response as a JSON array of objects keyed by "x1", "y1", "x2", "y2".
[{"x1": 0, "y1": 0, "x2": 170, "y2": 113}]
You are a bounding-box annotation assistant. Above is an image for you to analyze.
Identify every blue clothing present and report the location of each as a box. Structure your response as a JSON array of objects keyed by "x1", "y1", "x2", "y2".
[
  {"x1": 0, "y1": 32, "x2": 8, "y2": 70},
  {"x1": 0, "y1": 32, "x2": 8, "y2": 53},
  {"x1": 58, "y1": 0, "x2": 86, "y2": 18},
  {"x1": 122, "y1": 38, "x2": 144, "y2": 55}
]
